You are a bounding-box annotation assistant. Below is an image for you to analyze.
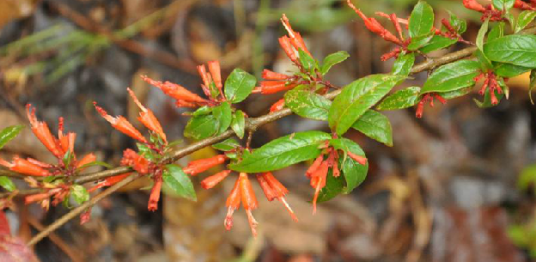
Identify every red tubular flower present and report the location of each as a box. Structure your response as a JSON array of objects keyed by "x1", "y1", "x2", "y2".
[
  {"x1": 346, "y1": 151, "x2": 368, "y2": 165},
  {"x1": 59, "y1": 132, "x2": 76, "y2": 156},
  {"x1": 239, "y1": 173, "x2": 258, "y2": 237},
  {"x1": 306, "y1": 155, "x2": 324, "y2": 178},
  {"x1": 310, "y1": 161, "x2": 329, "y2": 214},
  {"x1": 88, "y1": 173, "x2": 131, "y2": 193},
  {"x1": 26, "y1": 104, "x2": 63, "y2": 158},
  {"x1": 76, "y1": 153, "x2": 96, "y2": 169},
  {"x1": 24, "y1": 190, "x2": 58, "y2": 205},
  {"x1": 148, "y1": 177, "x2": 162, "y2": 212},
  {"x1": 279, "y1": 36, "x2": 299, "y2": 64},
  {"x1": 127, "y1": 88, "x2": 167, "y2": 144},
  {"x1": 270, "y1": 99, "x2": 286, "y2": 113},
  {"x1": 281, "y1": 14, "x2": 311, "y2": 56},
  {"x1": 262, "y1": 69, "x2": 289, "y2": 81},
  {"x1": 183, "y1": 155, "x2": 227, "y2": 176},
  {"x1": 80, "y1": 209, "x2": 91, "y2": 225},
  {"x1": 463, "y1": 0, "x2": 486, "y2": 12},
  {"x1": 207, "y1": 61, "x2": 223, "y2": 92},
  {"x1": 256, "y1": 81, "x2": 297, "y2": 95},
  {"x1": 415, "y1": 93, "x2": 447, "y2": 118},
  {"x1": 141, "y1": 75, "x2": 207, "y2": 104},
  {"x1": 175, "y1": 100, "x2": 198, "y2": 108},
  {"x1": 346, "y1": 0, "x2": 402, "y2": 45},
  {"x1": 380, "y1": 47, "x2": 401, "y2": 61},
  {"x1": 93, "y1": 102, "x2": 148, "y2": 144},
  {"x1": 197, "y1": 65, "x2": 212, "y2": 90},
  {"x1": 201, "y1": 170, "x2": 232, "y2": 189},
  {"x1": 120, "y1": 149, "x2": 150, "y2": 174},
  {"x1": 258, "y1": 172, "x2": 298, "y2": 222},
  {"x1": 224, "y1": 177, "x2": 241, "y2": 230},
  {"x1": 0, "y1": 157, "x2": 51, "y2": 177}
]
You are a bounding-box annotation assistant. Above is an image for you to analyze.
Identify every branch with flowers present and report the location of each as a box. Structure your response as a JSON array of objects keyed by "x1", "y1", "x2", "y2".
[{"x1": 1, "y1": 0, "x2": 536, "y2": 245}]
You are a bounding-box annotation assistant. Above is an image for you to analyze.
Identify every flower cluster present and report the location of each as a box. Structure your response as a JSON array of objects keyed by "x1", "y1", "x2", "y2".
[
  {"x1": 0, "y1": 105, "x2": 96, "y2": 210},
  {"x1": 474, "y1": 71, "x2": 504, "y2": 105},
  {"x1": 94, "y1": 88, "x2": 169, "y2": 211},
  {"x1": 463, "y1": 0, "x2": 535, "y2": 21}
]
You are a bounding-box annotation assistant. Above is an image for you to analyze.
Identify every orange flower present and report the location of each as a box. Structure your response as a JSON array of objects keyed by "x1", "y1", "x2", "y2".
[
  {"x1": 127, "y1": 88, "x2": 167, "y2": 144},
  {"x1": 26, "y1": 104, "x2": 63, "y2": 158},
  {"x1": 208, "y1": 61, "x2": 223, "y2": 92},
  {"x1": 239, "y1": 173, "x2": 258, "y2": 236},
  {"x1": 201, "y1": 170, "x2": 231, "y2": 189},
  {"x1": 148, "y1": 177, "x2": 162, "y2": 212},
  {"x1": 254, "y1": 81, "x2": 297, "y2": 95},
  {"x1": 257, "y1": 172, "x2": 298, "y2": 222},
  {"x1": 346, "y1": 151, "x2": 368, "y2": 166},
  {"x1": 141, "y1": 75, "x2": 207, "y2": 104},
  {"x1": 269, "y1": 98, "x2": 286, "y2": 113},
  {"x1": 183, "y1": 155, "x2": 227, "y2": 176},
  {"x1": 0, "y1": 156, "x2": 51, "y2": 177},
  {"x1": 310, "y1": 161, "x2": 328, "y2": 214},
  {"x1": 94, "y1": 102, "x2": 147, "y2": 143},
  {"x1": 281, "y1": 14, "x2": 311, "y2": 56},
  {"x1": 88, "y1": 173, "x2": 131, "y2": 193},
  {"x1": 120, "y1": 149, "x2": 150, "y2": 174},
  {"x1": 278, "y1": 36, "x2": 298, "y2": 64},
  {"x1": 262, "y1": 69, "x2": 290, "y2": 81},
  {"x1": 76, "y1": 153, "x2": 97, "y2": 169},
  {"x1": 224, "y1": 177, "x2": 241, "y2": 231},
  {"x1": 346, "y1": 0, "x2": 402, "y2": 45}
]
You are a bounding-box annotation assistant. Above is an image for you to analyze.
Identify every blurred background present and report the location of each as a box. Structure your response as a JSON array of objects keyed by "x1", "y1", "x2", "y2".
[{"x1": 0, "y1": 0, "x2": 536, "y2": 261}]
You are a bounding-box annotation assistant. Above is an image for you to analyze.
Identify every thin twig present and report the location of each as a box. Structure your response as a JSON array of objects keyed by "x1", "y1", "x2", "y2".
[{"x1": 27, "y1": 174, "x2": 139, "y2": 246}]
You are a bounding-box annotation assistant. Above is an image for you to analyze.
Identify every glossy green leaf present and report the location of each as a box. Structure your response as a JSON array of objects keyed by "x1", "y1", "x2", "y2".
[
  {"x1": 321, "y1": 51, "x2": 349, "y2": 75},
  {"x1": 0, "y1": 125, "x2": 24, "y2": 150},
  {"x1": 476, "y1": 18, "x2": 489, "y2": 51},
  {"x1": 419, "y1": 35, "x2": 457, "y2": 53},
  {"x1": 352, "y1": 110, "x2": 393, "y2": 147},
  {"x1": 224, "y1": 68, "x2": 257, "y2": 103},
  {"x1": 440, "y1": 86, "x2": 473, "y2": 99},
  {"x1": 316, "y1": 170, "x2": 344, "y2": 203},
  {"x1": 163, "y1": 164, "x2": 196, "y2": 201},
  {"x1": 376, "y1": 86, "x2": 421, "y2": 110},
  {"x1": 492, "y1": 0, "x2": 515, "y2": 10},
  {"x1": 213, "y1": 102, "x2": 232, "y2": 134},
  {"x1": 329, "y1": 138, "x2": 368, "y2": 193},
  {"x1": 191, "y1": 106, "x2": 212, "y2": 117},
  {"x1": 494, "y1": 63, "x2": 531, "y2": 78},
  {"x1": 70, "y1": 185, "x2": 90, "y2": 205},
  {"x1": 421, "y1": 60, "x2": 480, "y2": 94},
  {"x1": 484, "y1": 35, "x2": 536, "y2": 68},
  {"x1": 409, "y1": 1, "x2": 434, "y2": 38},
  {"x1": 184, "y1": 114, "x2": 219, "y2": 140},
  {"x1": 488, "y1": 23, "x2": 504, "y2": 42},
  {"x1": 329, "y1": 74, "x2": 405, "y2": 136},
  {"x1": 407, "y1": 33, "x2": 433, "y2": 51},
  {"x1": 298, "y1": 48, "x2": 318, "y2": 74},
  {"x1": 212, "y1": 138, "x2": 241, "y2": 151},
  {"x1": 475, "y1": 49, "x2": 493, "y2": 71},
  {"x1": 448, "y1": 11, "x2": 467, "y2": 34},
  {"x1": 77, "y1": 161, "x2": 113, "y2": 170},
  {"x1": 137, "y1": 143, "x2": 156, "y2": 162},
  {"x1": 230, "y1": 131, "x2": 331, "y2": 173},
  {"x1": 231, "y1": 110, "x2": 246, "y2": 139},
  {"x1": 0, "y1": 176, "x2": 15, "y2": 192},
  {"x1": 515, "y1": 11, "x2": 536, "y2": 33},
  {"x1": 284, "y1": 89, "x2": 332, "y2": 121},
  {"x1": 391, "y1": 52, "x2": 415, "y2": 76}
]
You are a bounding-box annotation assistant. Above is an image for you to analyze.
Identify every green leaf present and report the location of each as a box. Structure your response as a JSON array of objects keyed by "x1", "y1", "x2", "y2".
[
  {"x1": 163, "y1": 164, "x2": 196, "y2": 201},
  {"x1": 62, "y1": 151, "x2": 74, "y2": 167},
  {"x1": 70, "y1": 185, "x2": 90, "y2": 205},
  {"x1": 474, "y1": 88, "x2": 504, "y2": 108},
  {"x1": 352, "y1": 110, "x2": 393, "y2": 147},
  {"x1": 391, "y1": 52, "x2": 415, "y2": 76},
  {"x1": 448, "y1": 11, "x2": 467, "y2": 34},
  {"x1": 376, "y1": 86, "x2": 421, "y2": 110},
  {"x1": 284, "y1": 89, "x2": 332, "y2": 121},
  {"x1": 298, "y1": 48, "x2": 318, "y2": 74},
  {"x1": 419, "y1": 35, "x2": 457, "y2": 53},
  {"x1": 213, "y1": 102, "x2": 232, "y2": 134},
  {"x1": 483, "y1": 35, "x2": 536, "y2": 68},
  {"x1": 328, "y1": 74, "x2": 405, "y2": 136},
  {"x1": 492, "y1": 0, "x2": 515, "y2": 10},
  {"x1": 191, "y1": 106, "x2": 212, "y2": 117},
  {"x1": 77, "y1": 161, "x2": 113, "y2": 170},
  {"x1": 321, "y1": 51, "x2": 350, "y2": 75},
  {"x1": 224, "y1": 68, "x2": 257, "y2": 103},
  {"x1": 212, "y1": 138, "x2": 241, "y2": 151},
  {"x1": 475, "y1": 49, "x2": 493, "y2": 71},
  {"x1": 231, "y1": 110, "x2": 246, "y2": 139},
  {"x1": 409, "y1": 1, "x2": 434, "y2": 38},
  {"x1": 0, "y1": 176, "x2": 15, "y2": 192},
  {"x1": 316, "y1": 170, "x2": 345, "y2": 203},
  {"x1": 137, "y1": 143, "x2": 156, "y2": 162},
  {"x1": 494, "y1": 63, "x2": 531, "y2": 78},
  {"x1": 518, "y1": 164, "x2": 536, "y2": 194},
  {"x1": 0, "y1": 125, "x2": 24, "y2": 150},
  {"x1": 515, "y1": 11, "x2": 536, "y2": 33},
  {"x1": 329, "y1": 138, "x2": 368, "y2": 193},
  {"x1": 230, "y1": 131, "x2": 331, "y2": 173},
  {"x1": 440, "y1": 86, "x2": 473, "y2": 99},
  {"x1": 487, "y1": 22, "x2": 504, "y2": 42},
  {"x1": 407, "y1": 33, "x2": 433, "y2": 51},
  {"x1": 476, "y1": 18, "x2": 489, "y2": 51},
  {"x1": 421, "y1": 60, "x2": 480, "y2": 94},
  {"x1": 529, "y1": 69, "x2": 536, "y2": 104},
  {"x1": 184, "y1": 114, "x2": 219, "y2": 140}
]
